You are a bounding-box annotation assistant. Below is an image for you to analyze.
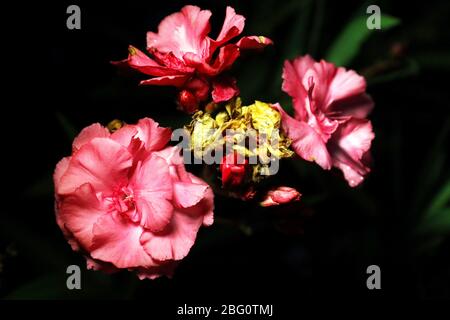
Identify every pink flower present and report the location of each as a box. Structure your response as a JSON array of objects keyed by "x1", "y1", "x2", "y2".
[
  {"x1": 277, "y1": 55, "x2": 375, "y2": 187},
  {"x1": 116, "y1": 5, "x2": 272, "y2": 113},
  {"x1": 260, "y1": 186, "x2": 301, "y2": 207},
  {"x1": 53, "y1": 118, "x2": 214, "y2": 279}
]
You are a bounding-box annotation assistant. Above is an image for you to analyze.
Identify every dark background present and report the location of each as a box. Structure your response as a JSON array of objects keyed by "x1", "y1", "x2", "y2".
[{"x1": 2, "y1": 0, "x2": 450, "y2": 306}]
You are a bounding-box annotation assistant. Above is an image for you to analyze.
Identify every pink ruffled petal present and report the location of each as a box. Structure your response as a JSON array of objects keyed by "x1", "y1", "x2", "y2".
[
  {"x1": 274, "y1": 104, "x2": 332, "y2": 170},
  {"x1": 134, "y1": 118, "x2": 172, "y2": 153},
  {"x1": 155, "y1": 146, "x2": 214, "y2": 226},
  {"x1": 59, "y1": 183, "x2": 108, "y2": 250},
  {"x1": 215, "y1": 6, "x2": 245, "y2": 44},
  {"x1": 282, "y1": 56, "x2": 314, "y2": 98},
  {"x1": 54, "y1": 157, "x2": 71, "y2": 194},
  {"x1": 189, "y1": 174, "x2": 214, "y2": 227},
  {"x1": 72, "y1": 123, "x2": 110, "y2": 152},
  {"x1": 146, "y1": 5, "x2": 211, "y2": 61},
  {"x1": 55, "y1": 202, "x2": 80, "y2": 252},
  {"x1": 130, "y1": 154, "x2": 174, "y2": 232},
  {"x1": 140, "y1": 208, "x2": 204, "y2": 261},
  {"x1": 154, "y1": 146, "x2": 190, "y2": 181},
  {"x1": 329, "y1": 119, "x2": 375, "y2": 187},
  {"x1": 110, "y1": 125, "x2": 139, "y2": 149},
  {"x1": 325, "y1": 66, "x2": 367, "y2": 107},
  {"x1": 173, "y1": 182, "x2": 208, "y2": 209},
  {"x1": 91, "y1": 212, "x2": 155, "y2": 269},
  {"x1": 58, "y1": 138, "x2": 132, "y2": 195}
]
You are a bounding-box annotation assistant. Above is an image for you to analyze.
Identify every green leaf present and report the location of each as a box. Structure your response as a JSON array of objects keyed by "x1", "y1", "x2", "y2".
[
  {"x1": 420, "y1": 207, "x2": 450, "y2": 235},
  {"x1": 326, "y1": 14, "x2": 400, "y2": 66},
  {"x1": 417, "y1": 179, "x2": 450, "y2": 236},
  {"x1": 412, "y1": 119, "x2": 449, "y2": 214},
  {"x1": 426, "y1": 179, "x2": 450, "y2": 218}
]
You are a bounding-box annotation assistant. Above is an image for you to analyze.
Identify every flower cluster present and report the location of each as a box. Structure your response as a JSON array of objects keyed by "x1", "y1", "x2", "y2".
[
  {"x1": 116, "y1": 5, "x2": 272, "y2": 113},
  {"x1": 54, "y1": 5, "x2": 374, "y2": 280},
  {"x1": 278, "y1": 55, "x2": 375, "y2": 187},
  {"x1": 54, "y1": 119, "x2": 213, "y2": 279}
]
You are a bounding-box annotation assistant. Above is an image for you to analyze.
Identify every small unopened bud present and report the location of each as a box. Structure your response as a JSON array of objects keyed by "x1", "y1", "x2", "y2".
[
  {"x1": 107, "y1": 119, "x2": 125, "y2": 133},
  {"x1": 220, "y1": 152, "x2": 248, "y2": 188},
  {"x1": 178, "y1": 90, "x2": 199, "y2": 114},
  {"x1": 260, "y1": 186, "x2": 301, "y2": 207}
]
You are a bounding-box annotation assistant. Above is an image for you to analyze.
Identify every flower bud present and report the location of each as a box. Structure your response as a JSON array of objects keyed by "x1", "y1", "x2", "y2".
[
  {"x1": 220, "y1": 152, "x2": 248, "y2": 188},
  {"x1": 177, "y1": 90, "x2": 199, "y2": 114},
  {"x1": 260, "y1": 186, "x2": 301, "y2": 207}
]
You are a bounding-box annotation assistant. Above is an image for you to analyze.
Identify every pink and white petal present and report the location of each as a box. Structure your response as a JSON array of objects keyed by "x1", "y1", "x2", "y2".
[
  {"x1": 211, "y1": 77, "x2": 239, "y2": 103},
  {"x1": 146, "y1": 5, "x2": 211, "y2": 61},
  {"x1": 58, "y1": 138, "x2": 132, "y2": 195},
  {"x1": 274, "y1": 104, "x2": 332, "y2": 169},
  {"x1": 130, "y1": 155, "x2": 174, "y2": 232},
  {"x1": 134, "y1": 118, "x2": 172, "y2": 153},
  {"x1": 140, "y1": 208, "x2": 204, "y2": 261},
  {"x1": 139, "y1": 75, "x2": 189, "y2": 87},
  {"x1": 215, "y1": 6, "x2": 245, "y2": 44},
  {"x1": 59, "y1": 183, "x2": 108, "y2": 250},
  {"x1": 91, "y1": 212, "x2": 155, "y2": 269},
  {"x1": 236, "y1": 36, "x2": 273, "y2": 50},
  {"x1": 72, "y1": 123, "x2": 110, "y2": 152}
]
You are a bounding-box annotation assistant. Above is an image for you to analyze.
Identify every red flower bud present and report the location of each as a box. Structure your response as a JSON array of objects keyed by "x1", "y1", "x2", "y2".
[
  {"x1": 177, "y1": 90, "x2": 199, "y2": 114},
  {"x1": 220, "y1": 152, "x2": 248, "y2": 188},
  {"x1": 260, "y1": 186, "x2": 301, "y2": 207},
  {"x1": 186, "y1": 77, "x2": 210, "y2": 102}
]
